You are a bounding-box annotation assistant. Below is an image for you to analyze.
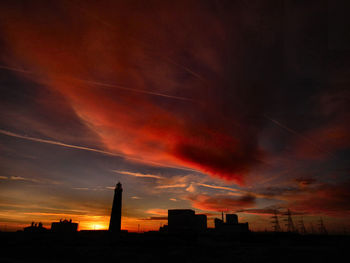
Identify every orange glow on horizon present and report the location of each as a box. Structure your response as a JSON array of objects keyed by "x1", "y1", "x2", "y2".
[{"x1": 82, "y1": 223, "x2": 108, "y2": 231}]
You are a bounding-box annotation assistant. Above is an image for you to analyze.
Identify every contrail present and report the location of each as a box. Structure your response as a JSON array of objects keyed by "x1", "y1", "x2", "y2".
[
  {"x1": 0, "y1": 129, "x2": 198, "y2": 172},
  {"x1": 0, "y1": 64, "x2": 194, "y2": 102},
  {"x1": 78, "y1": 79, "x2": 194, "y2": 102},
  {"x1": 0, "y1": 129, "x2": 129, "y2": 157},
  {"x1": 264, "y1": 114, "x2": 334, "y2": 157},
  {"x1": 0, "y1": 65, "x2": 33, "y2": 74},
  {"x1": 112, "y1": 170, "x2": 163, "y2": 179},
  {"x1": 163, "y1": 57, "x2": 207, "y2": 83}
]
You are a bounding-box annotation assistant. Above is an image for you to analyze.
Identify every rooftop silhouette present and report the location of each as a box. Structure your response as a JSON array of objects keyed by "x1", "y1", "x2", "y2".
[{"x1": 51, "y1": 219, "x2": 78, "y2": 233}]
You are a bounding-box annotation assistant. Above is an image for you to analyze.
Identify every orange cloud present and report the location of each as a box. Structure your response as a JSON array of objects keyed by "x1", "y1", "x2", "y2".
[{"x1": 145, "y1": 209, "x2": 168, "y2": 216}]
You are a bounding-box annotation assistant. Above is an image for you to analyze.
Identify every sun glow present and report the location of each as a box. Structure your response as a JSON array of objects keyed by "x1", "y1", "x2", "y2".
[
  {"x1": 92, "y1": 224, "x2": 107, "y2": 230},
  {"x1": 80, "y1": 221, "x2": 109, "y2": 231}
]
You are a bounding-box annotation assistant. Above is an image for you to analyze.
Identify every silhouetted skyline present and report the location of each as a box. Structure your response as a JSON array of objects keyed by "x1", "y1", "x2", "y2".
[{"x1": 0, "y1": 0, "x2": 349, "y2": 233}]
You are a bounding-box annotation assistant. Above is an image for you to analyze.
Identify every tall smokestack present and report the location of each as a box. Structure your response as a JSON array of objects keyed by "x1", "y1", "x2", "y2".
[{"x1": 109, "y1": 182, "x2": 123, "y2": 233}]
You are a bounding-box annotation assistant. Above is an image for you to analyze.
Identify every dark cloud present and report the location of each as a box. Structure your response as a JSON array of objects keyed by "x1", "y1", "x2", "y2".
[
  {"x1": 250, "y1": 181, "x2": 350, "y2": 217},
  {"x1": 286, "y1": 181, "x2": 350, "y2": 216},
  {"x1": 187, "y1": 194, "x2": 256, "y2": 212},
  {"x1": 237, "y1": 208, "x2": 305, "y2": 216},
  {"x1": 257, "y1": 186, "x2": 303, "y2": 198},
  {"x1": 236, "y1": 208, "x2": 280, "y2": 215},
  {"x1": 294, "y1": 177, "x2": 316, "y2": 188}
]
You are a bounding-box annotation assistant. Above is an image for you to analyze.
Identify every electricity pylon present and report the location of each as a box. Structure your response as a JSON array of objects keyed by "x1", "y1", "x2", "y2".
[
  {"x1": 271, "y1": 209, "x2": 282, "y2": 232},
  {"x1": 284, "y1": 209, "x2": 296, "y2": 233},
  {"x1": 298, "y1": 217, "x2": 307, "y2": 235},
  {"x1": 318, "y1": 217, "x2": 328, "y2": 235}
]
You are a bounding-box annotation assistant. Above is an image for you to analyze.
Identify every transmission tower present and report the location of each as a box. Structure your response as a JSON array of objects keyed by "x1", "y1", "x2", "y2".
[
  {"x1": 318, "y1": 217, "x2": 328, "y2": 235},
  {"x1": 271, "y1": 209, "x2": 282, "y2": 232},
  {"x1": 310, "y1": 222, "x2": 315, "y2": 234},
  {"x1": 284, "y1": 209, "x2": 296, "y2": 232},
  {"x1": 298, "y1": 217, "x2": 307, "y2": 235}
]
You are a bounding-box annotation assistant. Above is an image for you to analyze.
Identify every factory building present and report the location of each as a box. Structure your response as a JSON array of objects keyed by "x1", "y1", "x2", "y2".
[
  {"x1": 51, "y1": 219, "x2": 78, "y2": 233},
  {"x1": 214, "y1": 213, "x2": 249, "y2": 233},
  {"x1": 24, "y1": 222, "x2": 48, "y2": 233},
  {"x1": 195, "y1": 214, "x2": 207, "y2": 231},
  {"x1": 167, "y1": 209, "x2": 207, "y2": 233}
]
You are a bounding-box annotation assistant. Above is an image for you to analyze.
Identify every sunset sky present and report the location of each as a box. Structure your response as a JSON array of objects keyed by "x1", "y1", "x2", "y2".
[{"x1": 0, "y1": 0, "x2": 349, "y2": 233}]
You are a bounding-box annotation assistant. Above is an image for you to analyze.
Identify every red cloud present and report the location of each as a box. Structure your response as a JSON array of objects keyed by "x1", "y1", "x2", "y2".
[
  {"x1": 0, "y1": 0, "x2": 269, "y2": 184},
  {"x1": 285, "y1": 181, "x2": 350, "y2": 216},
  {"x1": 187, "y1": 194, "x2": 256, "y2": 212},
  {"x1": 294, "y1": 177, "x2": 316, "y2": 188}
]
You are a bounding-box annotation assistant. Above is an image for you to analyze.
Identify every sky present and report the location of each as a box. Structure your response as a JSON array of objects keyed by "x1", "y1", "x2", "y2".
[{"x1": 0, "y1": 0, "x2": 349, "y2": 233}]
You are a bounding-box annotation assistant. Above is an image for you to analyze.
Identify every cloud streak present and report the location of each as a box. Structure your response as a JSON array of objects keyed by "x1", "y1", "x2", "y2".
[
  {"x1": 113, "y1": 170, "x2": 163, "y2": 179},
  {"x1": 196, "y1": 183, "x2": 243, "y2": 194},
  {"x1": 0, "y1": 64, "x2": 194, "y2": 102},
  {"x1": 0, "y1": 128, "x2": 197, "y2": 171},
  {"x1": 155, "y1": 184, "x2": 187, "y2": 189}
]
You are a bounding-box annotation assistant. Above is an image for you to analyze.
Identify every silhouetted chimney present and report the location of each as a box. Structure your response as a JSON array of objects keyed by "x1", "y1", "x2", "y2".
[{"x1": 109, "y1": 182, "x2": 123, "y2": 233}]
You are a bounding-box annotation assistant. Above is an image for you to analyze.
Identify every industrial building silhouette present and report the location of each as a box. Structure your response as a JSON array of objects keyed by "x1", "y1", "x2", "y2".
[
  {"x1": 24, "y1": 219, "x2": 78, "y2": 233},
  {"x1": 166, "y1": 209, "x2": 207, "y2": 233},
  {"x1": 22, "y1": 182, "x2": 332, "y2": 236},
  {"x1": 24, "y1": 222, "x2": 48, "y2": 233},
  {"x1": 22, "y1": 181, "x2": 252, "y2": 234},
  {"x1": 214, "y1": 213, "x2": 250, "y2": 233},
  {"x1": 51, "y1": 219, "x2": 78, "y2": 233},
  {"x1": 105, "y1": 182, "x2": 250, "y2": 234},
  {"x1": 15, "y1": 181, "x2": 344, "y2": 263},
  {"x1": 160, "y1": 209, "x2": 249, "y2": 233}
]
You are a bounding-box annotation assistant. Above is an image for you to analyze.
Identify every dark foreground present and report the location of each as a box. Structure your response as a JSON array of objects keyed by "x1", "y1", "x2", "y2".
[{"x1": 0, "y1": 231, "x2": 349, "y2": 263}]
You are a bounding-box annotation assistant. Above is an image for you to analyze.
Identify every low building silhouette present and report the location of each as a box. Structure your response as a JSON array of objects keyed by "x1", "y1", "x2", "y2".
[
  {"x1": 214, "y1": 218, "x2": 224, "y2": 229},
  {"x1": 195, "y1": 214, "x2": 207, "y2": 231},
  {"x1": 51, "y1": 219, "x2": 78, "y2": 233},
  {"x1": 167, "y1": 209, "x2": 207, "y2": 233},
  {"x1": 215, "y1": 213, "x2": 249, "y2": 233},
  {"x1": 24, "y1": 222, "x2": 48, "y2": 233}
]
